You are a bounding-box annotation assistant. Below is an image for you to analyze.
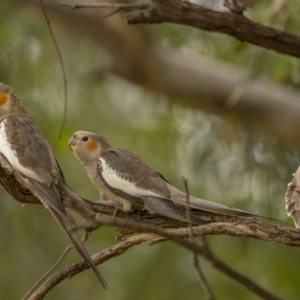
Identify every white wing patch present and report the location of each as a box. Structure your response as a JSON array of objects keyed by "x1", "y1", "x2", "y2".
[
  {"x1": 99, "y1": 157, "x2": 160, "y2": 197},
  {"x1": 0, "y1": 120, "x2": 39, "y2": 180}
]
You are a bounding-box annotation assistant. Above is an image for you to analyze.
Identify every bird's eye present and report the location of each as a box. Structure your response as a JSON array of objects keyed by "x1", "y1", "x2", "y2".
[{"x1": 82, "y1": 136, "x2": 89, "y2": 142}]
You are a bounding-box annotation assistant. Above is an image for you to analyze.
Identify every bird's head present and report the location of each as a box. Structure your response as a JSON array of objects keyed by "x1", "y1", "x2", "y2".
[
  {"x1": 0, "y1": 83, "x2": 26, "y2": 115},
  {"x1": 68, "y1": 131, "x2": 110, "y2": 164}
]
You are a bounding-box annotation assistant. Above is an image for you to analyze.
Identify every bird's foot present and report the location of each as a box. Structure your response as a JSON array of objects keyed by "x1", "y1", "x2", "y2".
[
  {"x1": 81, "y1": 212, "x2": 103, "y2": 232},
  {"x1": 136, "y1": 209, "x2": 150, "y2": 216},
  {"x1": 127, "y1": 209, "x2": 150, "y2": 221}
]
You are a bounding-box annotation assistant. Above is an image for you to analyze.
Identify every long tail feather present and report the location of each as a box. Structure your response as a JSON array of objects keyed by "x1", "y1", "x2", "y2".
[
  {"x1": 26, "y1": 178, "x2": 108, "y2": 288},
  {"x1": 49, "y1": 208, "x2": 108, "y2": 289},
  {"x1": 144, "y1": 196, "x2": 205, "y2": 224}
]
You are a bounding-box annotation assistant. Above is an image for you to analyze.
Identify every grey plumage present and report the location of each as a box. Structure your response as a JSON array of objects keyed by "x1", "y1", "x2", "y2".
[
  {"x1": 69, "y1": 131, "x2": 265, "y2": 224},
  {"x1": 0, "y1": 84, "x2": 107, "y2": 288},
  {"x1": 285, "y1": 167, "x2": 300, "y2": 228}
]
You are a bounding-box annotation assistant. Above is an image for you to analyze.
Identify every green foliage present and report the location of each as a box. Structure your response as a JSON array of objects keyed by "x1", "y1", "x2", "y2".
[{"x1": 0, "y1": 1, "x2": 299, "y2": 299}]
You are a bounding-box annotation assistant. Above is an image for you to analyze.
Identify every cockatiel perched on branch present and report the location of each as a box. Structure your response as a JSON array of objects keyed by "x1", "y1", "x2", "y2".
[
  {"x1": 285, "y1": 166, "x2": 300, "y2": 228},
  {"x1": 0, "y1": 83, "x2": 107, "y2": 289},
  {"x1": 69, "y1": 131, "x2": 265, "y2": 223}
]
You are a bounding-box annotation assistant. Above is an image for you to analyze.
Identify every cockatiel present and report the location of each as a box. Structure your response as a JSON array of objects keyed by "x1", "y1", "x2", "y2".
[
  {"x1": 69, "y1": 131, "x2": 265, "y2": 224},
  {"x1": 285, "y1": 166, "x2": 300, "y2": 228},
  {"x1": 0, "y1": 84, "x2": 107, "y2": 289}
]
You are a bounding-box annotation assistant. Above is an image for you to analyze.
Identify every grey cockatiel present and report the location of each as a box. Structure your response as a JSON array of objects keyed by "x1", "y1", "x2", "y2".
[
  {"x1": 69, "y1": 131, "x2": 265, "y2": 224},
  {"x1": 0, "y1": 84, "x2": 107, "y2": 289},
  {"x1": 285, "y1": 166, "x2": 300, "y2": 228}
]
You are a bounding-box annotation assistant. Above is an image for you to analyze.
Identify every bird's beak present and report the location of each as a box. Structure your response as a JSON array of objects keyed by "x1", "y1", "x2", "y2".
[{"x1": 68, "y1": 137, "x2": 76, "y2": 151}]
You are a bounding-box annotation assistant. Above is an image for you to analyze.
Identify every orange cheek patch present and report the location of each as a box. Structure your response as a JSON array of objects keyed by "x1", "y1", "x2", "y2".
[
  {"x1": 0, "y1": 94, "x2": 8, "y2": 105},
  {"x1": 86, "y1": 139, "x2": 98, "y2": 151}
]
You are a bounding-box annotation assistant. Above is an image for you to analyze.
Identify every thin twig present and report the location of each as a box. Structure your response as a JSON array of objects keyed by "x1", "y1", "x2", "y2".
[
  {"x1": 0, "y1": 0, "x2": 11, "y2": 27},
  {"x1": 12, "y1": 0, "x2": 300, "y2": 149},
  {"x1": 40, "y1": 0, "x2": 68, "y2": 149},
  {"x1": 29, "y1": 218, "x2": 281, "y2": 300},
  {"x1": 22, "y1": 233, "x2": 88, "y2": 300},
  {"x1": 60, "y1": 3, "x2": 148, "y2": 10},
  {"x1": 28, "y1": 232, "x2": 161, "y2": 300},
  {"x1": 199, "y1": 233, "x2": 281, "y2": 299},
  {"x1": 101, "y1": 8, "x2": 124, "y2": 18},
  {"x1": 96, "y1": 219, "x2": 283, "y2": 300},
  {"x1": 182, "y1": 177, "x2": 215, "y2": 300},
  {"x1": 22, "y1": 245, "x2": 75, "y2": 300},
  {"x1": 62, "y1": 3, "x2": 149, "y2": 19}
]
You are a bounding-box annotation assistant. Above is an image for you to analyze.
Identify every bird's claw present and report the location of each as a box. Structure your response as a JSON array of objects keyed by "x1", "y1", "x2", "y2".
[{"x1": 81, "y1": 212, "x2": 103, "y2": 232}]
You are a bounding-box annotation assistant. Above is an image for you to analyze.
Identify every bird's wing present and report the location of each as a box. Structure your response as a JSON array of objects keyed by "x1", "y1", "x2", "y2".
[
  {"x1": 0, "y1": 115, "x2": 66, "y2": 213},
  {"x1": 144, "y1": 196, "x2": 206, "y2": 224},
  {"x1": 0, "y1": 116, "x2": 52, "y2": 184},
  {"x1": 98, "y1": 162, "x2": 204, "y2": 223},
  {"x1": 99, "y1": 148, "x2": 270, "y2": 220},
  {"x1": 99, "y1": 148, "x2": 171, "y2": 198}
]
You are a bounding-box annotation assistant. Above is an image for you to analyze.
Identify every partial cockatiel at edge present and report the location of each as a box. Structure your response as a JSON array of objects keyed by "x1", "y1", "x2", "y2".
[
  {"x1": 0, "y1": 83, "x2": 107, "y2": 289},
  {"x1": 285, "y1": 166, "x2": 300, "y2": 228},
  {"x1": 69, "y1": 131, "x2": 267, "y2": 224}
]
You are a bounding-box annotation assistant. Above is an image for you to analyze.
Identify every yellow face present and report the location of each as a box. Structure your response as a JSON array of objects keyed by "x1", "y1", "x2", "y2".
[
  {"x1": 68, "y1": 132, "x2": 99, "y2": 152},
  {"x1": 68, "y1": 131, "x2": 101, "y2": 165}
]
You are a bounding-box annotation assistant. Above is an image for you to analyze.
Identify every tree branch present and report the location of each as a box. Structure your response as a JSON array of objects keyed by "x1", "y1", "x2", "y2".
[
  {"x1": 3, "y1": 156, "x2": 299, "y2": 249},
  {"x1": 1, "y1": 151, "x2": 298, "y2": 248},
  {"x1": 39, "y1": 0, "x2": 68, "y2": 149},
  {"x1": 0, "y1": 0, "x2": 11, "y2": 27},
  {"x1": 143, "y1": 0, "x2": 294, "y2": 57},
  {"x1": 11, "y1": 0, "x2": 300, "y2": 147},
  {"x1": 183, "y1": 177, "x2": 215, "y2": 300},
  {"x1": 28, "y1": 218, "x2": 282, "y2": 300},
  {"x1": 22, "y1": 245, "x2": 75, "y2": 300},
  {"x1": 62, "y1": 0, "x2": 300, "y2": 59}
]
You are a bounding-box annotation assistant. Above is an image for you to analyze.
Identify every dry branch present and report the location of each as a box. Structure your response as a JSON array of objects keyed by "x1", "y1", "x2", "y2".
[
  {"x1": 39, "y1": 0, "x2": 68, "y2": 147},
  {"x1": 1, "y1": 150, "x2": 299, "y2": 248},
  {"x1": 11, "y1": 0, "x2": 300, "y2": 147},
  {"x1": 28, "y1": 218, "x2": 283, "y2": 300},
  {"x1": 127, "y1": 0, "x2": 300, "y2": 59},
  {"x1": 0, "y1": 0, "x2": 11, "y2": 26},
  {"x1": 87, "y1": 200, "x2": 300, "y2": 247},
  {"x1": 61, "y1": 0, "x2": 300, "y2": 59},
  {"x1": 183, "y1": 177, "x2": 215, "y2": 300},
  {"x1": 22, "y1": 245, "x2": 75, "y2": 300},
  {"x1": 2, "y1": 145, "x2": 294, "y2": 250},
  {"x1": 20, "y1": 215, "x2": 288, "y2": 300}
]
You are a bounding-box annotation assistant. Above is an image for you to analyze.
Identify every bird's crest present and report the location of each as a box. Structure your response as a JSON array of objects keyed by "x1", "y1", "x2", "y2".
[{"x1": 86, "y1": 139, "x2": 98, "y2": 151}]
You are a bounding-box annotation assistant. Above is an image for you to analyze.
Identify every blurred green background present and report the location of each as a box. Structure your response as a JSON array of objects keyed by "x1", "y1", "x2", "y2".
[{"x1": 1, "y1": 1, "x2": 300, "y2": 299}]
